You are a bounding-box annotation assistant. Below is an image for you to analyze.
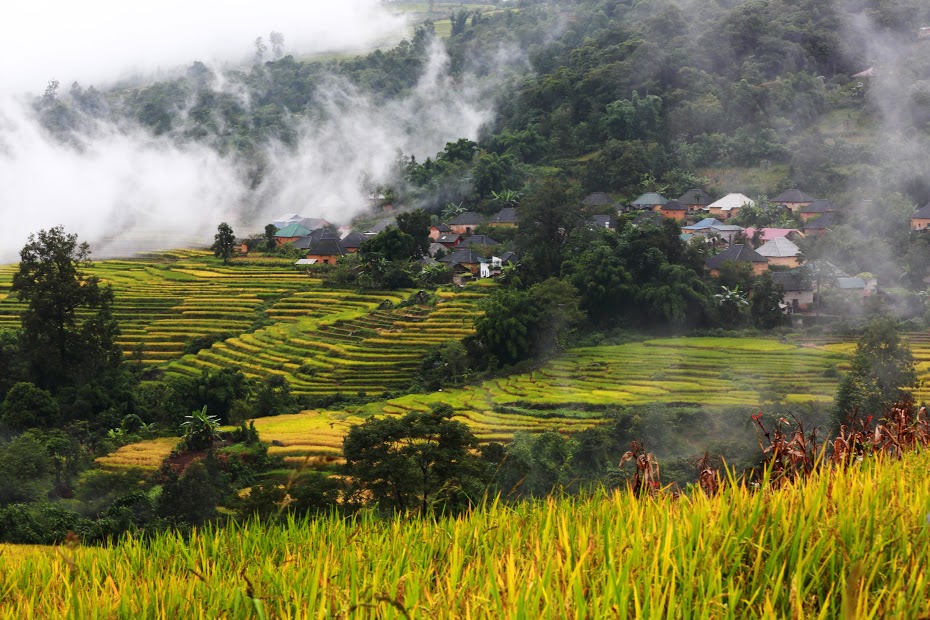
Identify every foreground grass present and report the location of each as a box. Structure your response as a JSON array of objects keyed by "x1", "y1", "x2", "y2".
[{"x1": 6, "y1": 452, "x2": 930, "y2": 618}]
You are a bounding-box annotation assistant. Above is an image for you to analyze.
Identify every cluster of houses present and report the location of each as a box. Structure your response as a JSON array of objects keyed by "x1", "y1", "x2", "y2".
[
  {"x1": 604, "y1": 188, "x2": 874, "y2": 318},
  {"x1": 249, "y1": 211, "x2": 519, "y2": 280}
]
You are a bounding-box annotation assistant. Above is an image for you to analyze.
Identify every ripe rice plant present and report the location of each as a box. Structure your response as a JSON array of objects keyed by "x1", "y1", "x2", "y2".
[{"x1": 5, "y1": 450, "x2": 930, "y2": 617}]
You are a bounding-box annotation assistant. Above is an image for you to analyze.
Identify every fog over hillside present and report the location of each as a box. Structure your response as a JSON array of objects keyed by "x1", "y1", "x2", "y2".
[{"x1": 0, "y1": 1, "x2": 503, "y2": 260}]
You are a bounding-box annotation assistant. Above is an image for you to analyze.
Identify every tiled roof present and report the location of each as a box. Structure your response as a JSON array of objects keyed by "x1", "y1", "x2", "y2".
[
  {"x1": 705, "y1": 244, "x2": 768, "y2": 269},
  {"x1": 772, "y1": 189, "x2": 814, "y2": 203}
]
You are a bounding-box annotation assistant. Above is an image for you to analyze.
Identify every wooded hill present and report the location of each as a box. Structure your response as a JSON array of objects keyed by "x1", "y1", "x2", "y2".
[{"x1": 32, "y1": 0, "x2": 930, "y2": 210}]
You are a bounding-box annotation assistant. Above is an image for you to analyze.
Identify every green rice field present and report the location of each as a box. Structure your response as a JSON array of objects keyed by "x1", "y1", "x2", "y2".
[{"x1": 0, "y1": 251, "x2": 487, "y2": 397}]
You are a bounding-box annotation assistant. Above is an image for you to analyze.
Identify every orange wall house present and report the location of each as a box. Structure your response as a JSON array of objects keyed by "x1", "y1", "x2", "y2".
[{"x1": 912, "y1": 204, "x2": 930, "y2": 230}]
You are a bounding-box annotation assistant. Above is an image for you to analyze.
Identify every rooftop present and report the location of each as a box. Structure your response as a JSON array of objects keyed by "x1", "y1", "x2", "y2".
[
  {"x1": 705, "y1": 244, "x2": 768, "y2": 269},
  {"x1": 771, "y1": 189, "x2": 814, "y2": 204},
  {"x1": 708, "y1": 193, "x2": 755, "y2": 212},
  {"x1": 756, "y1": 237, "x2": 801, "y2": 258}
]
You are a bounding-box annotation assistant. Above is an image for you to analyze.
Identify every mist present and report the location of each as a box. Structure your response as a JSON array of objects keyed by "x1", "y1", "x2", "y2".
[
  {"x1": 1, "y1": 0, "x2": 407, "y2": 95},
  {"x1": 0, "y1": 5, "x2": 516, "y2": 261}
]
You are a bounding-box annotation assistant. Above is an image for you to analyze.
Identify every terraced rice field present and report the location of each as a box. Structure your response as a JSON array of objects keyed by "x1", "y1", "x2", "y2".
[
  {"x1": 104, "y1": 337, "x2": 850, "y2": 470},
  {"x1": 0, "y1": 252, "x2": 487, "y2": 395}
]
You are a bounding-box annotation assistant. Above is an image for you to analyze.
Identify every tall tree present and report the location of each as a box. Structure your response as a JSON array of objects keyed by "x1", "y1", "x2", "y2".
[
  {"x1": 212, "y1": 222, "x2": 236, "y2": 265},
  {"x1": 342, "y1": 403, "x2": 487, "y2": 515},
  {"x1": 395, "y1": 209, "x2": 431, "y2": 258},
  {"x1": 834, "y1": 317, "x2": 917, "y2": 425},
  {"x1": 12, "y1": 227, "x2": 121, "y2": 390}
]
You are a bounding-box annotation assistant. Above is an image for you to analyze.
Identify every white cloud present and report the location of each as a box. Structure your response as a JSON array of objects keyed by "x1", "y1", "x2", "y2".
[{"x1": 0, "y1": 0, "x2": 407, "y2": 95}]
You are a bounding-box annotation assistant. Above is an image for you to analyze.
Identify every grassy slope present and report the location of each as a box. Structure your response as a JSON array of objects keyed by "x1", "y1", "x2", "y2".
[{"x1": 5, "y1": 452, "x2": 930, "y2": 617}]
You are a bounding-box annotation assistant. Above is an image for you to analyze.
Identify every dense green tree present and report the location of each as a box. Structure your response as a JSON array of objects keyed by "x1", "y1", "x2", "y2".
[
  {"x1": 342, "y1": 403, "x2": 487, "y2": 515},
  {"x1": 395, "y1": 209, "x2": 432, "y2": 258},
  {"x1": 0, "y1": 382, "x2": 59, "y2": 432},
  {"x1": 12, "y1": 227, "x2": 121, "y2": 390},
  {"x1": 751, "y1": 272, "x2": 788, "y2": 329},
  {"x1": 359, "y1": 228, "x2": 420, "y2": 262},
  {"x1": 252, "y1": 375, "x2": 293, "y2": 418},
  {"x1": 212, "y1": 222, "x2": 236, "y2": 265},
  {"x1": 834, "y1": 317, "x2": 917, "y2": 425},
  {"x1": 516, "y1": 176, "x2": 583, "y2": 284}
]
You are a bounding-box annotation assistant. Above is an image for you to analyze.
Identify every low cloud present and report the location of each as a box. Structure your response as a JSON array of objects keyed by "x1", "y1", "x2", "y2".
[
  {"x1": 0, "y1": 39, "x2": 505, "y2": 260},
  {"x1": 1, "y1": 0, "x2": 408, "y2": 95}
]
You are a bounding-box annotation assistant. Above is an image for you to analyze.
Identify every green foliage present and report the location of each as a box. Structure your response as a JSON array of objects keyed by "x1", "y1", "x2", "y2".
[
  {"x1": 12, "y1": 227, "x2": 122, "y2": 390},
  {"x1": 751, "y1": 272, "x2": 788, "y2": 329},
  {"x1": 179, "y1": 406, "x2": 221, "y2": 452},
  {"x1": 212, "y1": 222, "x2": 236, "y2": 265},
  {"x1": 396, "y1": 209, "x2": 432, "y2": 258},
  {"x1": 834, "y1": 317, "x2": 917, "y2": 424},
  {"x1": 342, "y1": 403, "x2": 487, "y2": 515},
  {"x1": 1, "y1": 382, "x2": 59, "y2": 432}
]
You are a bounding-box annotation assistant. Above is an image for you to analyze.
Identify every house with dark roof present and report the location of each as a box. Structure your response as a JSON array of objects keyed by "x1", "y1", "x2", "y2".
[
  {"x1": 437, "y1": 233, "x2": 463, "y2": 248},
  {"x1": 489, "y1": 207, "x2": 519, "y2": 227},
  {"x1": 705, "y1": 244, "x2": 769, "y2": 276},
  {"x1": 803, "y1": 211, "x2": 838, "y2": 236},
  {"x1": 772, "y1": 270, "x2": 814, "y2": 314},
  {"x1": 583, "y1": 192, "x2": 617, "y2": 208},
  {"x1": 629, "y1": 192, "x2": 669, "y2": 211},
  {"x1": 429, "y1": 223, "x2": 451, "y2": 240},
  {"x1": 589, "y1": 214, "x2": 615, "y2": 229},
  {"x1": 459, "y1": 234, "x2": 500, "y2": 249},
  {"x1": 660, "y1": 199, "x2": 688, "y2": 221},
  {"x1": 438, "y1": 248, "x2": 484, "y2": 276},
  {"x1": 305, "y1": 238, "x2": 346, "y2": 264},
  {"x1": 771, "y1": 189, "x2": 815, "y2": 213},
  {"x1": 632, "y1": 211, "x2": 665, "y2": 228},
  {"x1": 340, "y1": 231, "x2": 366, "y2": 253},
  {"x1": 912, "y1": 203, "x2": 930, "y2": 230},
  {"x1": 298, "y1": 217, "x2": 333, "y2": 231},
  {"x1": 800, "y1": 199, "x2": 838, "y2": 222},
  {"x1": 364, "y1": 219, "x2": 395, "y2": 235},
  {"x1": 274, "y1": 223, "x2": 312, "y2": 246},
  {"x1": 678, "y1": 189, "x2": 713, "y2": 211},
  {"x1": 447, "y1": 212, "x2": 485, "y2": 235}
]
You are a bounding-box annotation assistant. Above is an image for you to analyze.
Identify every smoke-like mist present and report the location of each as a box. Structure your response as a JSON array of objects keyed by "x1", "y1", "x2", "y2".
[
  {"x1": 0, "y1": 6, "x2": 515, "y2": 260},
  {"x1": 1, "y1": 0, "x2": 407, "y2": 95}
]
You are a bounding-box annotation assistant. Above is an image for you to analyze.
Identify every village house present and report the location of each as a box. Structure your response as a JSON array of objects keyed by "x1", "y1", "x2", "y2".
[
  {"x1": 629, "y1": 192, "x2": 668, "y2": 211},
  {"x1": 803, "y1": 211, "x2": 838, "y2": 236},
  {"x1": 447, "y1": 212, "x2": 485, "y2": 235},
  {"x1": 340, "y1": 231, "x2": 366, "y2": 253},
  {"x1": 911, "y1": 203, "x2": 930, "y2": 230},
  {"x1": 364, "y1": 219, "x2": 395, "y2": 235},
  {"x1": 800, "y1": 199, "x2": 838, "y2": 222},
  {"x1": 755, "y1": 237, "x2": 802, "y2": 267},
  {"x1": 272, "y1": 213, "x2": 303, "y2": 229},
  {"x1": 706, "y1": 193, "x2": 754, "y2": 220},
  {"x1": 771, "y1": 189, "x2": 815, "y2": 213},
  {"x1": 305, "y1": 238, "x2": 346, "y2": 264},
  {"x1": 428, "y1": 242, "x2": 447, "y2": 258},
  {"x1": 742, "y1": 227, "x2": 805, "y2": 246},
  {"x1": 429, "y1": 223, "x2": 452, "y2": 240},
  {"x1": 633, "y1": 211, "x2": 665, "y2": 228},
  {"x1": 438, "y1": 248, "x2": 484, "y2": 276},
  {"x1": 583, "y1": 192, "x2": 620, "y2": 210},
  {"x1": 705, "y1": 244, "x2": 769, "y2": 276},
  {"x1": 660, "y1": 199, "x2": 688, "y2": 221},
  {"x1": 299, "y1": 217, "x2": 333, "y2": 231},
  {"x1": 489, "y1": 207, "x2": 520, "y2": 227},
  {"x1": 274, "y1": 223, "x2": 312, "y2": 247},
  {"x1": 458, "y1": 234, "x2": 500, "y2": 249},
  {"x1": 772, "y1": 271, "x2": 814, "y2": 315},
  {"x1": 681, "y1": 218, "x2": 745, "y2": 245},
  {"x1": 437, "y1": 233, "x2": 463, "y2": 249},
  {"x1": 589, "y1": 214, "x2": 615, "y2": 229},
  {"x1": 678, "y1": 188, "x2": 713, "y2": 212}
]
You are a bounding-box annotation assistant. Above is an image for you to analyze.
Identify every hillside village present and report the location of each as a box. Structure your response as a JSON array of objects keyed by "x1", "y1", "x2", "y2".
[{"x1": 248, "y1": 181, "x2": 930, "y2": 324}]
